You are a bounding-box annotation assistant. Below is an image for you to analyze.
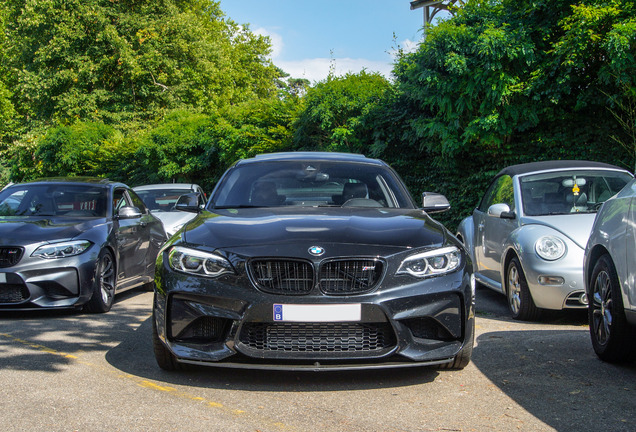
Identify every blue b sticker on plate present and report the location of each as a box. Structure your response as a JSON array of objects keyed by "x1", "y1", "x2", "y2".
[{"x1": 273, "y1": 304, "x2": 283, "y2": 321}]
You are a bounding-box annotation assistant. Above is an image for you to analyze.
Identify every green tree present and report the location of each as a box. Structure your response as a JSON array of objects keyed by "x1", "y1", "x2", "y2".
[
  {"x1": 292, "y1": 71, "x2": 391, "y2": 153},
  {"x1": 2, "y1": 0, "x2": 283, "y2": 128}
]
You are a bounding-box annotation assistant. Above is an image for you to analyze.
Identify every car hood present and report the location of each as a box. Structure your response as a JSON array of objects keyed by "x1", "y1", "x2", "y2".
[
  {"x1": 182, "y1": 207, "x2": 447, "y2": 256},
  {"x1": 0, "y1": 216, "x2": 106, "y2": 246},
  {"x1": 521, "y1": 213, "x2": 596, "y2": 249},
  {"x1": 150, "y1": 211, "x2": 196, "y2": 235}
]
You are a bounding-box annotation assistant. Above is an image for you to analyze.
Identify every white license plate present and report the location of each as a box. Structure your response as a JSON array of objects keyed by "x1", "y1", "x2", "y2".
[
  {"x1": 0, "y1": 273, "x2": 5, "y2": 283},
  {"x1": 273, "y1": 304, "x2": 361, "y2": 322}
]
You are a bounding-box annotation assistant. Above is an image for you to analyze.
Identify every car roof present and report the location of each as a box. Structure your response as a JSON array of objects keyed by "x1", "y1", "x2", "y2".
[
  {"x1": 235, "y1": 152, "x2": 386, "y2": 167},
  {"x1": 17, "y1": 177, "x2": 125, "y2": 188},
  {"x1": 133, "y1": 183, "x2": 200, "y2": 191},
  {"x1": 497, "y1": 160, "x2": 631, "y2": 177}
]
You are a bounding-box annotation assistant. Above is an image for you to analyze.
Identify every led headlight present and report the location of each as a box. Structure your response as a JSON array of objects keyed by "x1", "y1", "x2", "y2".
[
  {"x1": 535, "y1": 236, "x2": 566, "y2": 261},
  {"x1": 397, "y1": 246, "x2": 461, "y2": 278},
  {"x1": 168, "y1": 246, "x2": 234, "y2": 277},
  {"x1": 32, "y1": 240, "x2": 92, "y2": 259}
]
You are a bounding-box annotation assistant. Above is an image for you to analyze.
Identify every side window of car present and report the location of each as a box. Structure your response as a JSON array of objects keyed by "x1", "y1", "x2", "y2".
[
  {"x1": 112, "y1": 189, "x2": 127, "y2": 216},
  {"x1": 128, "y1": 190, "x2": 149, "y2": 214},
  {"x1": 478, "y1": 175, "x2": 514, "y2": 212}
]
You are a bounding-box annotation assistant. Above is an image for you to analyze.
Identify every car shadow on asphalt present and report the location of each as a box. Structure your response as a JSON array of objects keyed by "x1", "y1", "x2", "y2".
[
  {"x1": 105, "y1": 316, "x2": 441, "y2": 391},
  {"x1": 472, "y1": 326, "x2": 636, "y2": 432},
  {"x1": 0, "y1": 288, "x2": 152, "y2": 373}
]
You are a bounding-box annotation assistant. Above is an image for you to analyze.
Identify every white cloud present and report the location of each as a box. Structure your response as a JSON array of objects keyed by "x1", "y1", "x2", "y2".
[
  {"x1": 253, "y1": 27, "x2": 284, "y2": 59},
  {"x1": 276, "y1": 58, "x2": 395, "y2": 83},
  {"x1": 252, "y1": 27, "x2": 397, "y2": 83}
]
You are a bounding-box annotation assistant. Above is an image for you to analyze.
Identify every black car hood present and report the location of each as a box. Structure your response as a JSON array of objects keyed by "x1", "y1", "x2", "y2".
[
  {"x1": 183, "y1": 207, "x2": 447, "y2": 253},
  {"x1": 0, "y1": 216, "x2": 106, "y2": 246}
]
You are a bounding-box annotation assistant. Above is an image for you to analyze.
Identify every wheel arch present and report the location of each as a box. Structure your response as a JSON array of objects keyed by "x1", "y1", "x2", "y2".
[{"x1": 585, "y1": 244, "x2": 610, "y2": 292}]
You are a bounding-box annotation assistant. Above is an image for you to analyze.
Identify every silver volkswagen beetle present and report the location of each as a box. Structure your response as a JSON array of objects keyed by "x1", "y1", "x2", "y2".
[
  {"x1": 584, "y1": 178, "x2": 636, "y2": 362},
  {"x1": 457, "y1": 161, "x2": 632, "y2": 320}
]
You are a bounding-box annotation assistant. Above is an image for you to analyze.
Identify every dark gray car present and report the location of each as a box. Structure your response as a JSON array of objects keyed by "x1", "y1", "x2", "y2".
[
  {"x1": 153, "y1": 152, "x2": 474, "y2": 372},
  {"x1": 0, "y1": 178, "x2": 166, "y2": 312}
]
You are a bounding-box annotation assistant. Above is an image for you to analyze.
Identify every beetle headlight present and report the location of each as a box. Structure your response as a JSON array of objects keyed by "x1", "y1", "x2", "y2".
[
  {"x1": 535, "y1": 236, "x2": 566, "y2": 261},
  {"x1": 397, "y1": 246, "x2": 461, "y2": 278},
  {"x1": 168, "y1": 246, "x2": 234, "y2": 277},
  {"x1": 32, "y1": 240, "x2": 92, "y2": 259}
]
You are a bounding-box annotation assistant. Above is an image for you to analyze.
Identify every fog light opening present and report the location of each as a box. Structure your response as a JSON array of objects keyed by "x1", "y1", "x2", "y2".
[{"x1": 580, "y1": 292, "x2": 588, "y2": 305}]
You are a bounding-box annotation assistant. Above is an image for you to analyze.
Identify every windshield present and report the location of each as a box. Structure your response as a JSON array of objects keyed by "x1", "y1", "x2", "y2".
[
  {"x1": 209, "y1": 160, "x2": 415, "y2": 209},
  {"x1": 135, "y1": 188, "x2": 192, "y2": 212},
  {"x1": 0, "y1": 184, "x2": 108, "y2": 217},
  {"x1": 520, "y1": 169, "x2": 632, "y2": 216}
]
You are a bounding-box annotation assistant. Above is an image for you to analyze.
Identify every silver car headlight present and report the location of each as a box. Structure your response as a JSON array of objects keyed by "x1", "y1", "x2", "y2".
[
  {"x1": 535, "y1": 236, "x2": 566, "y2": 261},
  {"x1": 32, "y1": 240, "x2": 92, "y2": 259},
  {"x1": 168, "y1": 246, "x2": 234, "y2": 277},
  {"x1": 397, "y1": 246, "x2": 461, "y2": 278}
]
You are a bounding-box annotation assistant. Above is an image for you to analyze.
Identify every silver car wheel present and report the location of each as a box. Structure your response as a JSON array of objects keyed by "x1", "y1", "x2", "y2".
[
  {"x1": 507, "y1": 265, "x2": 522, "y2": 315},
  {"x1": 591, "y1": 269, "x2": 612, "y2": 346}
]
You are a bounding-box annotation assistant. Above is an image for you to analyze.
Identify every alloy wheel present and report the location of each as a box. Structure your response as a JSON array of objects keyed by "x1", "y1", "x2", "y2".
[{"x1": 591, "y1": 269, "x2": 613, "y2": 346}]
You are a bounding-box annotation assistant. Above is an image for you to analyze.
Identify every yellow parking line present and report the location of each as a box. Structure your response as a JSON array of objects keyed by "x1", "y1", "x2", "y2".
[{"x1": 0, "y1": 332, "x2": 296, "y2": 431}]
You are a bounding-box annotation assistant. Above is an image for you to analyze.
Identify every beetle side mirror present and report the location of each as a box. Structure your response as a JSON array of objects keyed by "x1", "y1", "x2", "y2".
[
  {"x1": 175, "y1": 193, "x2": 201, "y2": 213},
  {"x1": 422, "y1": 192, "x2": 451, "y2": 213},
  {"x1": 487, "y1": 203, "x2": 516, "y2": 219}
]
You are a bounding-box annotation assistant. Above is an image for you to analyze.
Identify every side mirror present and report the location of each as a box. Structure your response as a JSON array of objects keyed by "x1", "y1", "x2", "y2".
[
  {"x1": 117, "y1": 206, "x2": 142, "y2": 219},
  {"x1": 487, "y1": 203, "x2": 515, "y2": 219},
  {"x1": 422, "y1": 192, "x2": 451, "y2": 213},
  {"x1": 175, "y1": 193, "x2": 201, "y2": 213}
]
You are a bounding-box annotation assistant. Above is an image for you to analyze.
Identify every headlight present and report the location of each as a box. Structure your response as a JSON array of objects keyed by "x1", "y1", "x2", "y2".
[
  {"x1": 168, "y1": 246, "x2": 234, "y2": 277},
  {"x1": 32, "y1": 240, "x2": 92, "y2": 259},
  {"x1": 535, "y1": 236, "x2": 566, "y2": 261},
  {"x1": 397, "y1": 246, "x2": 461, "y2": 278}
]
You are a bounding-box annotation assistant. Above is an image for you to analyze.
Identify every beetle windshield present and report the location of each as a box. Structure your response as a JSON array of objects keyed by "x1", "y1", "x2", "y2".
[
  {"x1": 0, "y1": 184, "x2": 108, "y2": 217},
  {"x1": 520, "y1": 170, "x2": 632, "y2": 216},
  {"x1": 209, "y1": 160, "x2": 415, "y2": 209}
]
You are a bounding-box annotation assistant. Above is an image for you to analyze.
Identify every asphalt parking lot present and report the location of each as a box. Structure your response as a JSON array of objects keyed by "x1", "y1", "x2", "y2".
[{"x1": 1, "y1": 286, "x2": 635, "y2": 432}]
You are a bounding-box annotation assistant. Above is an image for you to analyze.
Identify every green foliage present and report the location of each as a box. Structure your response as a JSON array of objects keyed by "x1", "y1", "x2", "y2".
[
  {"x1": 7, "y1": 122, "x2": 128, "y2": 181},
  {"x1": 292, "y1": 71, "x2": 391, "y2": 153},
  {"x1": 380, "y1": 0, "x2": 636, "y2": 228},
  {"x1": 2, "y1": 0, "x2": 283, "y2": 128}
]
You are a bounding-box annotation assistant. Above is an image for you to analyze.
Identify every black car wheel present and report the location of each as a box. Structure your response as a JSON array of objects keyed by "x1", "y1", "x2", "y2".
[
  {"x1": 438, "y1": 325, "x2": 474, "y2": 370},
  {"x1": 506, "y1": 257, "x2": 540, "y2": 321},
  {"x1": 152, "y1": 312, "x2": 181, "y2": 371},
  {"x1": 589, "y1": 254, "x2": 636, "y2": 362},
  {"x1": 84, "y1": 250, "x2": 116, "y2": 313}
]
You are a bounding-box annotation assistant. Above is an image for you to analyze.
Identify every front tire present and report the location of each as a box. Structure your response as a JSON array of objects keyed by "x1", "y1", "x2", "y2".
[
  {"x1": 438, "y1": 325, "x2": 474, "y2": 370},
  {"x1": 588, "y1": 254, "x2": 636, "y2": 362},
  {"x1": 152, "y1": 312, "x2": 181, "y2": 371},
  {"x1": 506, "y1": 257, "x2": 540, "y2": 321},
  {"x1": 84, "y1": 250, "x2": 116, "y2": 313}
]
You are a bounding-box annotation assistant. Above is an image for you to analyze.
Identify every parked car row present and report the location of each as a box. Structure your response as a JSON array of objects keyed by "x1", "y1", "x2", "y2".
[
  {"x1": 2, "y1": 154, "x2": 634, "y2": 370},
  {"x1": 456, "y1": 160, "x2": 636, "y2": 362}
]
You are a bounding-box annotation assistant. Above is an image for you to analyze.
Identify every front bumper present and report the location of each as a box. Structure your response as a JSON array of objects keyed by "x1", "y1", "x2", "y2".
[
  {"x1": 0, "y1": 248, "x2": 100, "y2": 310},
  {"x1": 153, "y1": 256, "x2": 475, "y2": 370},
  {"x1": 520, "y1": 246, "x2": 587, "y2": 310}
]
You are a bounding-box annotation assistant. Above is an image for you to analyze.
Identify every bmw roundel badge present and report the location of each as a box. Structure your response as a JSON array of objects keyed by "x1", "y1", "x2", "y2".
[{"x1": 308, "y1": 246, "x2": 325, "y2": 256}]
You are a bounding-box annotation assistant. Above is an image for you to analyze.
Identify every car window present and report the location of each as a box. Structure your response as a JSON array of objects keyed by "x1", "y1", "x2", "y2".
[
  {"x1": 520, "y1": 170, "x2": 633, "y2": 215},
  {"x1": 128, "y1": 190, "x2": 149, "y2": 214},
  {"x1": 135, "y1": 188, "x2": 197, "y2": 211},
  {"x1": 0, "y1": 184, "x2": 107, "y2": 217},
  {"x1": 112, "y1": 189, "x2": 128, "y2": 216},
  {"x1": 478, "y1": 175, "x2": 514, "y2": 212},
  {"x1": 210, "y1": 161, "x2": 415, "y2": 209}
]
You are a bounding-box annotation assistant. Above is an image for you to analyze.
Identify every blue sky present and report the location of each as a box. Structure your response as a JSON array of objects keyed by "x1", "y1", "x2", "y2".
[{"x1": 218, "y1": 0, "x2": 430, "y2": 83}]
